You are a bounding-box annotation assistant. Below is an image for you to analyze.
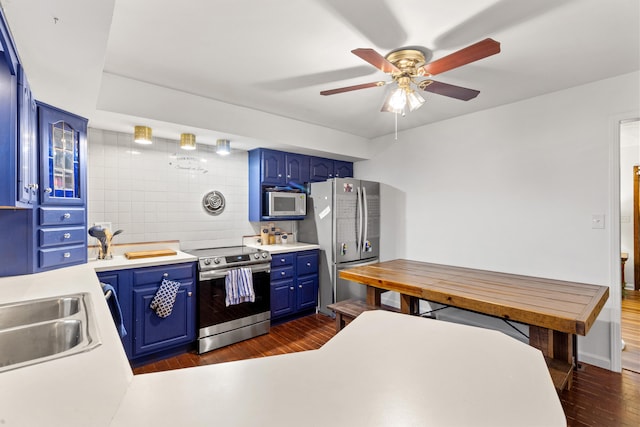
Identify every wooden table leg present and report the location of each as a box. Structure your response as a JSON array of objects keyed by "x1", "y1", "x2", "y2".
[
  {"x1": 400, "y1": 294, "x2": 419, "y2": 315},
  {"x1": 529, "y1": 325, "x2": 574, "y2": 390},
  {"x1": 366, "y1": 286, "x2": 382, "y2": 306}
]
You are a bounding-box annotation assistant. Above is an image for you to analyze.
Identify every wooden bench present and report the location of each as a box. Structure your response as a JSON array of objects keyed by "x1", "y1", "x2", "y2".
[{"x1": 327, "y1": 299, "x2": 397, "y2": 332}]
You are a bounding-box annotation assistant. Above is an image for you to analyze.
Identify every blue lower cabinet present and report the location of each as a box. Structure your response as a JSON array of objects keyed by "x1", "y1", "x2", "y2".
[
  {"x1": 96, "y1": 262, "x2": 196, "y2": 362},
  {"x1": 270, "y1": 279, "x2": 295, "y2": 318},
  {"x1": 133, "y1": 283, "x2": 195, "y2": 357},
  {"x1": 296, "y1": 275, "x2": 318, "y2": 311},
  {"x1": 270, "y1": 250, "x2": 319, "y2": 321}
]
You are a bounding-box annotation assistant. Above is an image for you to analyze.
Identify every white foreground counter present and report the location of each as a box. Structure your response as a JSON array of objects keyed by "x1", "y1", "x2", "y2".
[
  {"x1": 114, "y1": 311, "x2": 565, "y2": 427},
  {"x1": 1, "y1": 265, "x2": 565, "y2": 426}
]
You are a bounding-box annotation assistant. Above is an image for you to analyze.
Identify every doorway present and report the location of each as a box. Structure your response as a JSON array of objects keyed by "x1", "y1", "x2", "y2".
[{"x1": 620, "y1": 118, "x2": 640, "y2": 373}]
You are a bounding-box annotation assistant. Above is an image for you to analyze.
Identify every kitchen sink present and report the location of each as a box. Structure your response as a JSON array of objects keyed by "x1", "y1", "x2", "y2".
[
  {"x1": 0, "y1": 293, "x2": 101, "y2": 373},
  {"x1": 0, "y1": 296, "x2": 80, "y2": 330}
]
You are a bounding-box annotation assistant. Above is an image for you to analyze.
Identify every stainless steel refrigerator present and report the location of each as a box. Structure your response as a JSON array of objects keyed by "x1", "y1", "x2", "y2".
[{"x1": 298, "y1": 178, "x2": 380, "y2": 315}]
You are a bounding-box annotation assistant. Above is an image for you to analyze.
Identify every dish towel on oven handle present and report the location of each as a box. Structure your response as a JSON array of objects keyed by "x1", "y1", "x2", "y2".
[
  {"x1": 150, "y1": 278, "x2": 181, "y2": 318},
  {"x1": 225, "y1": 267, "x2": 255, "y2": 306}
]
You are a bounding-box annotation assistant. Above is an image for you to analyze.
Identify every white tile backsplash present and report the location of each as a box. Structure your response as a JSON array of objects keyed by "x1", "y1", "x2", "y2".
[{"x1": 87, "y1": 128, "x2": 258, "y2": 249}]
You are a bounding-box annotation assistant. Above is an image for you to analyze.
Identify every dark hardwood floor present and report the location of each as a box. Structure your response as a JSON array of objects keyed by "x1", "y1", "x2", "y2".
[
  {"x1": 622, "y1": 289, "x2": 640, "y2": 373},
  {"x1": 135, "y1": 313, "x2": 640, "y2": 427}
]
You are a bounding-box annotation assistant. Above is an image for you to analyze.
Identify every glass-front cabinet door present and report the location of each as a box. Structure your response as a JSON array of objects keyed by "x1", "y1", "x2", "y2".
[{"x1": 37, "y1": 102, "x2": 87, "y2": 205}]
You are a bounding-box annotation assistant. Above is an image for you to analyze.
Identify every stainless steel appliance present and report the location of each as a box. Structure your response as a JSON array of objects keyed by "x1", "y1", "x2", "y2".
[
  {"x1": 298, "y1": 178, "x2": 380, "y2": 315},
  {"x1": 264, "y1": 191, "x2": 307, "y2": 218},
  {"x1": 185, "y1": 246, "x2": 272, "y2": 354}
]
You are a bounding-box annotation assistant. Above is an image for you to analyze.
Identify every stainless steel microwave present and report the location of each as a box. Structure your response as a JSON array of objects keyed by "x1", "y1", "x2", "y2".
[{"x1": 264, "y1": 191, "x2": 306, "y2": 218}]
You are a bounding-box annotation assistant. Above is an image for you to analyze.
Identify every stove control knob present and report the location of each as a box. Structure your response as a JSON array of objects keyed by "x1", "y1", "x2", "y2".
[
  {"x1": 261, "y1": 252, "x2": 268, "y2": 259},
  {"x1": 203, "y1": 258, "x2": 211, "y2": 265},
  {"x1": 213, "y1": 257, "x2": 221, "y2": 264},
  {"x1": 253, "y1": 253, "x2": 260, "y2": 259}
]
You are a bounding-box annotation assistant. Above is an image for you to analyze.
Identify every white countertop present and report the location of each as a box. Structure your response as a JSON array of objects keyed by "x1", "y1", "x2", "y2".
[
  {"x1": 0, "y1": 264, "x2": 565, "y2": 426},
  {"x1": 0, "y1": 265, "x2": 133, "y2": 427},
  {"x1": 245, "y1": 241, "x2": 320, "y2": 254},
  {"x1": 88, "y1": 241, "x2": 197, "y2": 272},
  {"x1": 113, "y1": 311, "x2": 565, "y2": 427}
]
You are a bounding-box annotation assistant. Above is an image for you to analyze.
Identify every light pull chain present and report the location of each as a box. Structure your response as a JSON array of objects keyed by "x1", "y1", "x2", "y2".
[{"x1": 395, "y1": 112, "x2": 398, "y2": 140}]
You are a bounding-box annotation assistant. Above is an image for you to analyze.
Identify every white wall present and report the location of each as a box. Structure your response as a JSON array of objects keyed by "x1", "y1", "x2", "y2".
[
  {"x1": 86, "y1": 129, "x2": 258, "y2": 249},
  {"x1": 356, "y1": 71, "x2": 640, "y2": 369}
]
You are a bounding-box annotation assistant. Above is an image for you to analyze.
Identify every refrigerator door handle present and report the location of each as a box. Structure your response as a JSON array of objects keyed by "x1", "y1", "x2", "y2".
[
  {"x1": 362, "y1": 186, "x2": 369, "y2": 253},
  {"x1": 356, "y1": 186, "x2": 363, "y2": 252}
]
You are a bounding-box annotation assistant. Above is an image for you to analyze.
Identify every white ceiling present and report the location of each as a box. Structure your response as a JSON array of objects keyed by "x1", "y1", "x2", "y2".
[{"x1": 1, "y1": 0, "x2": 639, "y2": 153}]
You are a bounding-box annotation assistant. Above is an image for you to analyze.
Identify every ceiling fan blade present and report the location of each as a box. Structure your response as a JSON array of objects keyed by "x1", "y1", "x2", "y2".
[
  {"x1": 421, "y1": 38, "x2": 501, "y2": 76},
  {"x1": 351, "y1": 48, "x2": 401, "y2": 74},
  {"x1": 420, "y1": 80, "x2": 480, "y2": 101},
  {"x1": 320, "y1": 81, "x2": 387, "y2": 96}
]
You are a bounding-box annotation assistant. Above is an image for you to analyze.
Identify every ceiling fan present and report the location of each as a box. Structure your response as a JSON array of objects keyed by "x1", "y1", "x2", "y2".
[{"x1": 320, "y1": 38, "x2": 501, "y2": 114}]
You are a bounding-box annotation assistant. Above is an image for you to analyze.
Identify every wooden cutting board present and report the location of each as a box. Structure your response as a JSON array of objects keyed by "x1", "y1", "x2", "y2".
[{"x1": 124, "y1": 249, "x2": 177, "y2": 259}]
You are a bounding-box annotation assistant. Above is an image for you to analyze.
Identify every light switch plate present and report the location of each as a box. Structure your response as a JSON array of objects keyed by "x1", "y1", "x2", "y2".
[{"x1": 592, "y1": 214, "x2": 605, "y2": 229}]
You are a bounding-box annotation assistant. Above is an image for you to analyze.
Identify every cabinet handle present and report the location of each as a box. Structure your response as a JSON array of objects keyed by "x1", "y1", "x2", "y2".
[
  {"x1": 280, "y1": 258, "x2": 285, "y2": 263},
  {"x1": 63, "y1": 213, "x2": 71, "y2": 219},
  {"x1": 299, "y1": 284, "x2": 303, "y2": 288},
  {"x1": 187, "y1": 292, "x2": 192, "y2": 297},
  {"x1": 63, "y1": 252, "x2": 71, "y2": 258},
  {"x1": 289, "y1": 287, "x2": 294, "y2": 291},
  {"x1": 63, "y1": 233, "x2": 71, "y2": 239},
  {"x1": 306, "y1": 262, "x2": 311, "y2": 267},
  {"x1": 280, "y1": 271, "x2": 286, "y2": 276},
  {"x1": 163, "y1": 273, "x2": 169, "y2": 278},
  {"x1": 44, "y1": 187, "x2": 52, "y2": 194},
  {"x1": 278, "y1": 174, "x2": 282, "y2": 178}
]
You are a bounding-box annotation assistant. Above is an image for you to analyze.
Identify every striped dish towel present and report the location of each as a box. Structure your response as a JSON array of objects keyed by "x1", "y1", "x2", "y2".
[
  {"x1": 150, "y1": 278, "x2": 181, "y2": 318},
  {"x1": 225, "y1": 267, "x2": 255, "y2": 306}
]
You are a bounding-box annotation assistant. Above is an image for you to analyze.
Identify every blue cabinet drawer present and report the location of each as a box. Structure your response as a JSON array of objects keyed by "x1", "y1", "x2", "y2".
[
  {"x1": 297, "y1": 251, "x2": 318, "y2": 275},
  {"x1": 271, "y1": 253, "x2": 295, "y2": 267},
  {"x1": 39, "y1": 226, "x2": 85, "y2": 247},
  {"x1": 39, "y1": 207, "x2": 85, "y2": 226},
  {"x1": 132, "y1": 263, "x2": 195, "y2": 287},
  {"x1": 271, "y1": 266, "x2": 294, "y2": 281},
  {"x1": 38, "y1": 244, "x2": 86, "y2": 269}
]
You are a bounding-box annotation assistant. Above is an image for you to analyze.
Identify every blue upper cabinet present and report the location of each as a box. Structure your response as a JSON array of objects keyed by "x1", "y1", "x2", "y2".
[
  {"x1": 334, "y1": 160, "x2": 353, "y2": 179},
  {"x1": 0, "y1": 9, "x2": 36, "y2": 208},
  {"x1": 310, "y1": 156, "x2": 354, "y2": 182},
  {"x1": 261, "y1": 149, "x2": 286, "y2": 186},
  {"x1": 249, "y1": 148, "x2": 351, "y2": 222},
  {"x1": 309, "y1": 156, "x2": 334, "y2": 182},
  {"x1": 284, "y1": 153, "x2": 309, "y2": 187},
  {"x1": 35, "y1": 102, "x2": 88, "y2": 272},
  {"x1": 17, "y1": 67, "x2": 37, "y2": 205},
  {"x1": 37, "y1": 102, "x2": 87, "y2": 206}
]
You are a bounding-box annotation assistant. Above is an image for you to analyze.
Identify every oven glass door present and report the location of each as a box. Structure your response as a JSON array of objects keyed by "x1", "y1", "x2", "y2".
[{"x1": 198, "y1": 269, "x2": 270, "y2": 329}]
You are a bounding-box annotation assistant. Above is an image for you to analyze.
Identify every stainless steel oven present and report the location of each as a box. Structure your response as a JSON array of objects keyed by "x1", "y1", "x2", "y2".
[{"x1": 186, "y1": 246, "x2": 271, "y2": 354}]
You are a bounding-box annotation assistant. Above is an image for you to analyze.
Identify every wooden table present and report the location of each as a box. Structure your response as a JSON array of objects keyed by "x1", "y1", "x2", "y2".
[{"x1": 339, "y1": 259, "x2": 609, "y2": 390}]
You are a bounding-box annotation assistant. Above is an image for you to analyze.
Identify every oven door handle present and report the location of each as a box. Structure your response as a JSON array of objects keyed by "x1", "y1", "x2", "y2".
[{"x1": 199, "y1": 263, "x2": 271, "y2": 280}]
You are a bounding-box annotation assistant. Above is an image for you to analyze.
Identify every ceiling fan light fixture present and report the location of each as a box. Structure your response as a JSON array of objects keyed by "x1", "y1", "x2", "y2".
[
  {"x1": 216, "y1": 139, "x2": 231, "y2": 156},
  {"x1": 380, "y1": 85, "x2": 424, "y2": 114},
  {"x1": 134, "y1": 126, "x2": 152, "y2": 145},
  {"x1": 180, "y1": 133, "x2": 196, "y2": 150},
  {"x1": 380, "y1": 86, "x2": 406, "y2": 114},
  {"x1": 406, "y1": 89, "x2": 425, "y2": 112}
]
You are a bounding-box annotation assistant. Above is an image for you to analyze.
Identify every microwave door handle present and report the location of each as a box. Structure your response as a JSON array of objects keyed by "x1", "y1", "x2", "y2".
[
  {"x1": 356, "y1": 187, "x2": 362, "y2": 252},
  {"x1": 362, "y1": 186, "x2": 368, "y2": 252}
]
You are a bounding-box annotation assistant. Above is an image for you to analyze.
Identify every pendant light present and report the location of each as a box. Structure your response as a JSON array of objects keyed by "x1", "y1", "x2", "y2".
[
  {"x1": 216, "y1": 139, "x2": 231, "y2": 156},
  {"x1": 134, "y1": 126, "x2": 153, "y2": 145},
  {"x1": 180, "y1": 133, "x2": 196, "y2": 150}
]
